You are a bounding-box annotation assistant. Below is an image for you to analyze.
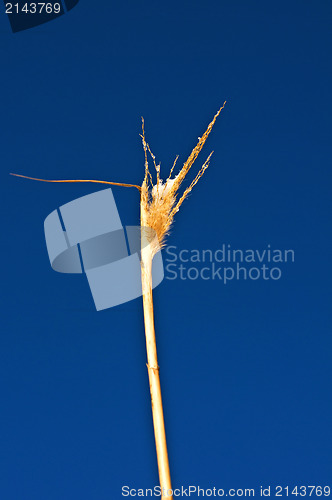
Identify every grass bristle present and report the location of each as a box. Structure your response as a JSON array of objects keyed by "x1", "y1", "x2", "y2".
[{"x1": 140, "y1": 103, "x2": 226, "y2": 252}]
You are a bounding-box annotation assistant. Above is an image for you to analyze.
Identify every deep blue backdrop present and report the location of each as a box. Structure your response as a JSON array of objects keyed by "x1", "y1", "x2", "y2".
[{"x1": 1, "y1": 1, "x2": 331, "y2": 498}]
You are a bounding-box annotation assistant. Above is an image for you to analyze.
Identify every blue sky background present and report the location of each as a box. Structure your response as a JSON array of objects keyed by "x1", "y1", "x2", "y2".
[{"x1": 1, "y1": 1, "x2": 331, "y2": 498}]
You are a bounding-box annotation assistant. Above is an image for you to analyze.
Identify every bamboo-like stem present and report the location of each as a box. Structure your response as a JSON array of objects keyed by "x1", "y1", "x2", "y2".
[{"x1": 140, "y1": 199, "x2": 173, "y2": 500}]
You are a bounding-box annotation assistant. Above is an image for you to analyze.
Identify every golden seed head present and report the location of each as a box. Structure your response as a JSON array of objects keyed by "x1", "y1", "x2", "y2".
[{"x1": 140, "y1": 103, "x2": 226, "y2": 253}]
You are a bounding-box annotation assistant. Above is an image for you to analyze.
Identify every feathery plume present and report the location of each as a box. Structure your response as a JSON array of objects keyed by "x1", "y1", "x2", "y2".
[{"x1": 140, "y1": 102, "x2": 226, "y2": 253}]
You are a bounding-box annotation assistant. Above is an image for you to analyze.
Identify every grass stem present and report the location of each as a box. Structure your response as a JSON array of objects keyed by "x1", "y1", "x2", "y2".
[{"x1": 141, "y1": 200, "x2": 173, "y2": 500}]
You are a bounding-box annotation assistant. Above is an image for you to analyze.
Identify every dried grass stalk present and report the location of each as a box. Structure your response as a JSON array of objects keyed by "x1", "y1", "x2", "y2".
[
  {"x1": 139, "y1": 104, "x2": 225, "y2": 499},
  {"x1": 11, "y1": 104, "x2": 226, "y2": 500}
]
